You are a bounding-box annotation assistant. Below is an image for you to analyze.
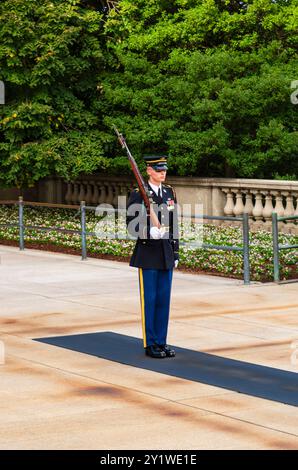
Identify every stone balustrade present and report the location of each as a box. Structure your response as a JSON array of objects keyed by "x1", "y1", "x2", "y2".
[
  {"x1": 219, "y1": 181, "x2": 297, "y2": 233},
  {"x1": 64, "y1": 176, "x2": 135, "y2": 207},
  {"x1": 1, "y1": 175, "x2": 296, "y2": 234},
  {"x1": 60, "y1": 176, "x2": 297, "y2": 233}
]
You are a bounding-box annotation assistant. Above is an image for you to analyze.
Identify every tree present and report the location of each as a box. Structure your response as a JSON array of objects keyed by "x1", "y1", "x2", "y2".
[
  {"x1": 0, "y1": 0, "x2": 297, "y2": 186},
  {"x1": 101, "y1": 0, "x2": 298, "y2": 178},
  {"x1": 0, "y1": 0, "x2": 110, "y2": 188}
]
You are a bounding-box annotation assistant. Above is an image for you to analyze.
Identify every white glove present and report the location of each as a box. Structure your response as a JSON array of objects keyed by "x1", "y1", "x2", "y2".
[
  {"x1": 174, "y1": 260, "x2": 179, "y2": 268},
  {"x1": 150, "y1": 226, "x2": 162, "y2": 239},
  {"x1": 159, "y1": 227, "x2": 169, "y2": 239}
]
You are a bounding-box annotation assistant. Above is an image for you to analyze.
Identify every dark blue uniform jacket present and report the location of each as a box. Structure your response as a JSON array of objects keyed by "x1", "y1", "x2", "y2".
[{"x1": 126, "y1": 183, "x2": 179, "y2": 270}]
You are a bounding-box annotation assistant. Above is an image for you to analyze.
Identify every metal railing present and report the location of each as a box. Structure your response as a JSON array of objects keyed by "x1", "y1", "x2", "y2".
[
  {"x1": 0, "y1": 199, "x2": 251, "y2": 283},
  {"x1": 180, "y1": 213, "x2": 250, "y2": 284},
  {"x1": 0, "y1": 197, "x2": 83, "y2": 255},
  {"x1": 0, "y1": 198, "x2": 127, "y2": 261},
  {"x1": 1, "y1": 198, "x2": 296, "y2": 284},
  {"x1": 272, "y1": 213, "x2": 298, "y2": 283}
]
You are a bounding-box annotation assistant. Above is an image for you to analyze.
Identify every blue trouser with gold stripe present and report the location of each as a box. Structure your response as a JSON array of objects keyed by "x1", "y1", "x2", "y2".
[{"x1": 138, "y1": 268, "x2": 173, "y2": 348}]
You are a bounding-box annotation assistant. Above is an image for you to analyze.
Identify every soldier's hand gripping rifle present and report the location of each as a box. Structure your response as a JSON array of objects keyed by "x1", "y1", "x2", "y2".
[{"x1": 113, "y1": 125, "x2": 161, "y2": 229}]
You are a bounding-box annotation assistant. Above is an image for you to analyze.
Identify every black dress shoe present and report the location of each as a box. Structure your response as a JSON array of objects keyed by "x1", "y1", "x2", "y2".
[
  {"x1": 159, "y1": 344, "x2": 176, "y2": 357},
  {"x1": 145, "y1": 345, "x2": 166, "y2": 358}
]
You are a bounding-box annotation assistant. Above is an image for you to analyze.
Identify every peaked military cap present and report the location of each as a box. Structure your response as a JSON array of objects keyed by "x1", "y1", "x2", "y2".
[{"x1": 143, "y1": 154, "x2": 168, "y2": 171}]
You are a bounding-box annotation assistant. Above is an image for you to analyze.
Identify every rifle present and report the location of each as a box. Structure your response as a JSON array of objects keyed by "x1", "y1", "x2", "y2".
[{"x1": 113, "y1": 125, "x2": 160, "y2": 229}]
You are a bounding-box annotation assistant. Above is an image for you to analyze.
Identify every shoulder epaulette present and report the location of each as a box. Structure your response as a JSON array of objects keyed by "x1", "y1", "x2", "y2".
[{"x1": 165, "y1": 184, "x2": 176, "y2": 199}]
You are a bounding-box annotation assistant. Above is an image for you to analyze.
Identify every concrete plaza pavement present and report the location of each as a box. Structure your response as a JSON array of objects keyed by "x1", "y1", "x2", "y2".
[{"x1": 0, "y1": 245, "x2": 297, "y2": 449}]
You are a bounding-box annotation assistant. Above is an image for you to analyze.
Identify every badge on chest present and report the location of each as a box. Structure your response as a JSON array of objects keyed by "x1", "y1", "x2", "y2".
[{"x1": 166, "y1": 198, "x2": 175, "y2": 211}]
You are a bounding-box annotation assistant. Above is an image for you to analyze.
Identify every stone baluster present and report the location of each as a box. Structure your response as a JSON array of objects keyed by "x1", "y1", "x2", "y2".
[
  {"x1": 282, "y1": 191, "x2": 296, "y2": 232},
  {"x1": 115, "y1": 183, "x2": 125, "y2": 211},
  {"x1": 294, "y1": 192, "x2": 298, "y2": 217},
  {"x1": 251, "y1": 190, "x2": 264, "y2": 224},
  {"x1": 85, "y1": 181, "x2": 93, "y2": 204},
  {"x1": 65, "y1": 182, "x2": 73, "y2": 205},
  {"x1": 293, "y1": 192, "x2": 298, "y2": 233},
  {"x1": 98, "y1": 183, "x2": 106, "y2": 205},
  {"x1": 91, "y1": 181, "x2": 99, "y2": 205},
  {"x1": 233, "y1": 189, "x2": 244, "y2": 226},
  {"x1": 78, "y1": 182, "x2": 86, "y2": 202},
  {"x1": 105, "y1": 182, "x2": 114, "y2": 206},
  {"x1": 233, "y1": 190, "x2": 244, "y2": 216},
  {"x1": 262, "y1": 190, "x2": 274, "y2": 230},
  {"x1": 283, "y1": 191, "x2": 295, "y2": 217},
  {"x1": 120, "y1": 182, "x2": 127, "y2": 196},
  {"x1": 272, "y1": 191, "x2": 284, "y2": 218},
  {"x1": 243, "y1": 190, "x2": 254, "y2": 217},
  {"x1": 222, "y1": 189, "x2": 234, "y2": 217},
  {"x1": 72, "y1": 183, "x2": 79, "y2": 204},
  {"x1": 118, "y1": 183, "x2": 126, "y2": 198},
  {"x1": 112, "y1": 182, "x2": 120, "y2": 207}
]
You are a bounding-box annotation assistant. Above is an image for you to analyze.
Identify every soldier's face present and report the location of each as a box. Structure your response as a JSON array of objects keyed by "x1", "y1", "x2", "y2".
[{"x1": 147, "y1": 167, "x2": 167, "y2": 184}]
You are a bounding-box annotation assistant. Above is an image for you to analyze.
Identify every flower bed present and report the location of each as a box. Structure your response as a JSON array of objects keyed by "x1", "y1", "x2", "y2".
[{"x1": 0, "y1": 205, "x2": 297, "y2": 282}]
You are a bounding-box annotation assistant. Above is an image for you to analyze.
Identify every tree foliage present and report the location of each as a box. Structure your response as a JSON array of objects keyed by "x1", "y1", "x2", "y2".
[
  {"x1": 0, "y1": 0, "x2": 297, "y2": 187},
  {"x1": 0, "y1": 0, "x2": 110, "y2": 187},
  {"x1": 102, "y1": 0, "x2": 298, "y2": 178}
]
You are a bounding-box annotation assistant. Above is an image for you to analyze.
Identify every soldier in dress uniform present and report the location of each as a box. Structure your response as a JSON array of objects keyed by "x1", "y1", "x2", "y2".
[{"x1": 126, "y1": 155, "x2": 179, "y2": 358}]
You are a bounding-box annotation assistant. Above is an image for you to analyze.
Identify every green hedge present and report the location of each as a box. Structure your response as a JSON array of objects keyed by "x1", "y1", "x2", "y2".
[{"x1": 0, "y1": 1, "x2": 297, "y2": 188}]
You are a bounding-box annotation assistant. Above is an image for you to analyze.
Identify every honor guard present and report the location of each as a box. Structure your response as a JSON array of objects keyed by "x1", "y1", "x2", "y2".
[{"x1": 126, "y1": 154, "x2": 179, "y2": 358}]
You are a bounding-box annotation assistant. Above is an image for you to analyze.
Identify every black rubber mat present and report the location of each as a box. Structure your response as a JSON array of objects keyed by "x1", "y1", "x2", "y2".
[{"x1": 35, "y1": 331, "x2": 298, "y2": 406}]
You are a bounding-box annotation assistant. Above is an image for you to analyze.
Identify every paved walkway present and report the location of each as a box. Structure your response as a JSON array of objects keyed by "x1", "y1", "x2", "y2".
[{"x1": 0, "y1": 245, "x2": 297, "y2": 449}]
